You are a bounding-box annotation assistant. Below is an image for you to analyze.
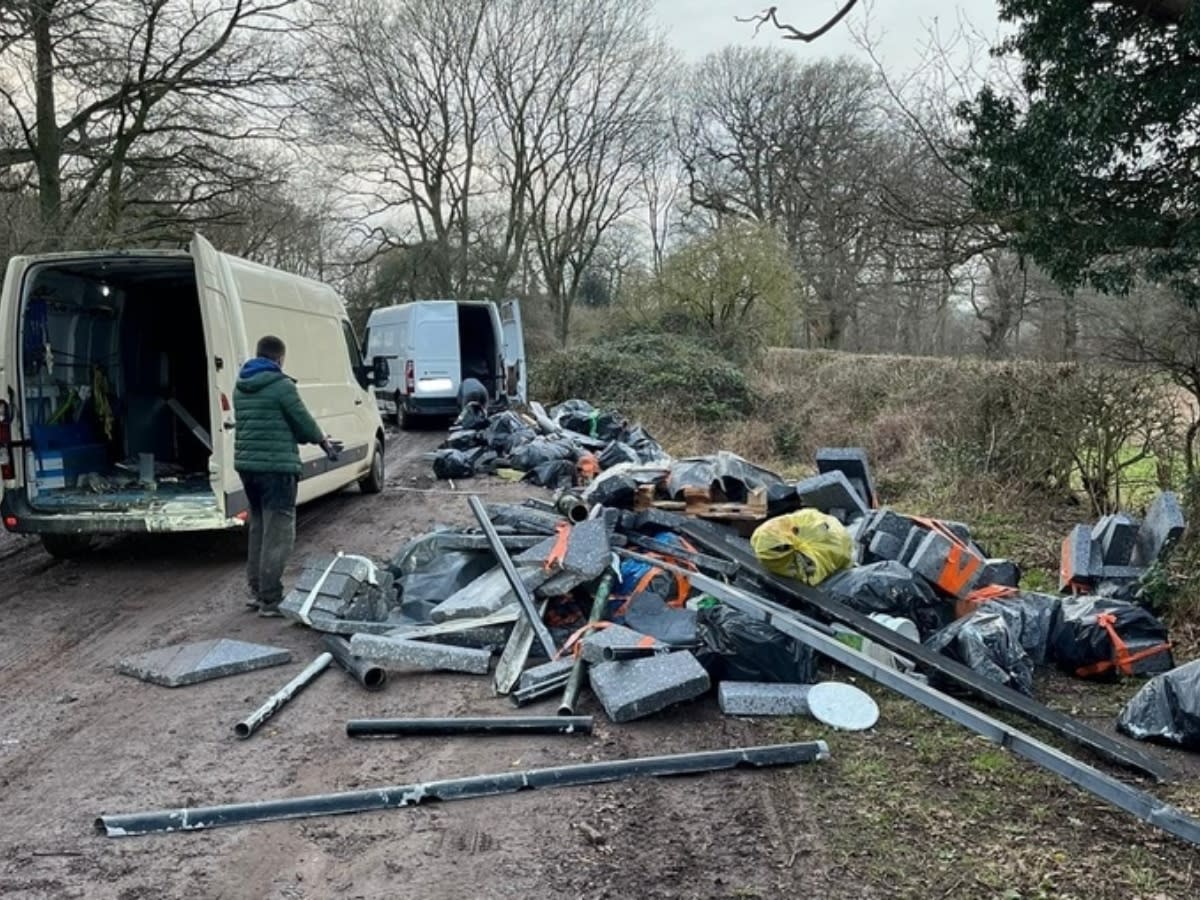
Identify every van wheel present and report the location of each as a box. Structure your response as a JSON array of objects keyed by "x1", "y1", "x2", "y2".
[
  {"x1": 41, "y1": 533, "x2": 94, "y2": 559},
  {"x1": 360, "y1": 439, "x2": 385, "y2": 494}
]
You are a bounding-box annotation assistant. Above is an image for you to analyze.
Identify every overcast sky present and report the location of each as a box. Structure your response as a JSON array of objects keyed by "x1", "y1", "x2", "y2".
[{"x1": 652, "y1": 1, "x2": 1002, "y2": 72}]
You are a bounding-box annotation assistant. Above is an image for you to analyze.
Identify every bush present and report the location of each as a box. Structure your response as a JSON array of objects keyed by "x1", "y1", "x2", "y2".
[{"x1": 532, "y1": 333, "x2": 753, "y2": 423}]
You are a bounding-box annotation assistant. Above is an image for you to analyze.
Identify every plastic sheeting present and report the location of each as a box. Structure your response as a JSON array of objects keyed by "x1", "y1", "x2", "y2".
[
  {"x1": 482, "y1": 411, "x2": 536, "y2": 455},
  {"x1": 508, "y1": 438, "x2": 575, "y2": 470},
  {"x1": 926, "y1": 609, "x2": 1035, "y2": 695},
  {"x1": 980, "y1": 592, "x2": 1061, "y2": 665},
  {"x1": 1049, "y1": 596, "x2": 1174, "y2": 679},
  {"x1": 522, "y1": 459, "x2": 576, "y2": 489},
  {"x1": 696, "y1": 603, "x2": 818, "y2": 685},
  {"x1": 822, "y1": 561, "x2": 953, "y2": 639},
  {"x1": 666, "y1": 451, "x2": 782, "y2": 503},
  {"x1": 1117, "y1": 659, "x2": 1200, "y2": 750},
  {"x1": 751, "y1": 510, "x2": 854, "y2": 586}
]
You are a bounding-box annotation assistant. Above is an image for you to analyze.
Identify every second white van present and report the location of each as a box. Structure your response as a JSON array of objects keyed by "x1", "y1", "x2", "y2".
[{"x1": 364, "y1": 300, "x2": 525, "y2": 426}]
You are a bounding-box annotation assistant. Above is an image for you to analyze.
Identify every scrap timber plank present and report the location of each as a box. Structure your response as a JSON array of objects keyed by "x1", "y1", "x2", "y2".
[{"x1": 666, "y1": 520, "x2": 1172, "y2": 783}]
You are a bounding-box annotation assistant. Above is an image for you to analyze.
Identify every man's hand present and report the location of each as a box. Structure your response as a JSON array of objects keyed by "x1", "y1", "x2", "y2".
[{"x1": 320, "y1": 438, "x2": 343, "y2": 462}]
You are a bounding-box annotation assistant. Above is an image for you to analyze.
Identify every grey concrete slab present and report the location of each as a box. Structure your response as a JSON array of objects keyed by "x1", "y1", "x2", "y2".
[
  {"x1": 349, "y1": 634, "x2": 492, "y2": 674},
  {"x1": 815, "y1": 447, "x2": 877, "y2": 507},
  {"x1": 718, "y1": 681, "x2": 813, "y2": 717},
  {"x1": 1060, "y1": 523, "x2": 1101, "y2": 590},
  {"x1": 1095, "y1": 513, "x2": 1138, "y2": 566},
  {"x1": 516, "y1": 519, "x2": 611, "y2": 581},
  {"x1": 1133, "y1": 492, "x2": 1186, "y2": 567},
  {"x1": 431, "y1": 565, "x2": 551, "y2": 624},
  {"x1": 118, "y1": 639, "x2": 292, "y2": 687},
  {"x1": 580, "y1": 625, "x2": 666, "y2": 665},
  {"x1": 589, "y1": 652, "x2": 710, "y2": 723},
  {"x1": 795, "y1": 470, "x2": 869, "y2": 524}
]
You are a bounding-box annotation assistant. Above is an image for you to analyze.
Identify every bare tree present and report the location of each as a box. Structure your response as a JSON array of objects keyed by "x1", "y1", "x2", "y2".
[{"x1": 0, "y1": 0, "x2": 308, "y2": 248}]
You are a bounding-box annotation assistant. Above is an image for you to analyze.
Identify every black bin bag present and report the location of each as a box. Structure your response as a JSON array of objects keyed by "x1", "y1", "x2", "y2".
[
  {"x1": 822, "y1": 561, "x2": 953, "y2": 639},
  {"x1": 926, "y1": 610, "x2": 1035, "y2": 696},
  {"x1": 1117, "y1": 659, "x2": 1200, "y2": 750},
  {"x1": 1049, "y1": 596, "x2": 1174, "y2": 680},
  {"x1": 695, "y1": 604, "x2": 818, "y2": 684}
]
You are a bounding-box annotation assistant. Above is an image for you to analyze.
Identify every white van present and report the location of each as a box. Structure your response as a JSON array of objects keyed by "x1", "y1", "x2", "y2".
[
  {"x1": 0, "y1": 234, "x2": 388, "y2": 557},
  {"x1": 364, "y1": 300, "x2": 526, "y2": 426}
]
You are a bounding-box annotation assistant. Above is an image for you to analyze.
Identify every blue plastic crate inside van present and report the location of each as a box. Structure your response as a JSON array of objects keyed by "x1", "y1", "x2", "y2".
[{"x1": 31, "y1": 423, "x2": 108, "y2": 486}]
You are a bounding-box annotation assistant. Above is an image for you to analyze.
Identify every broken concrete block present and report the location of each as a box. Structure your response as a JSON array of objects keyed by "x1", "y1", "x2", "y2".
[
  {"x1": 815, "y1": 447, "x2": 877, "y2": 507},
  {"x1": 795, "y1": 470, "x2": 869, "y2": 524},
  {"x1": 868, "y1": 531, "x2": 904, "y2": 562},
  {"x1": 623, "y1": 593, "x2": 699, "y2": 645},
  {"x1": 580, "y1": 624, "x2": 666, "y2": 665},
  {"x1": 431, "y1": 565, "x2": 551, "y2": 624},
  {"x1": 588, "y1": 651, "x2": 710, "y2": 723},
  {"x1": 1133, "y1": 492, "x2": 1186, "y2": 567},
  {"x1": 349, "y1": 634, "x2": 492, "y2": 674},
  {"x1": 718, "y1": 681, "x2": 812, "y2": 717},
  {"x1": 908, "y1": 530, "x2": 984, "y2": 599},
  {"x1": 516, "y1": 518, "x2": 611, "y2": 581},
  {"x1": 1095, "y1": 513, "x2": 1138, "y2": 566},
  {"x1": 118, "y1": 639, "x2": 291, "y2": 687},
  {"x1": 978, "y1": 558, "x2": 1021, "y2": 589},
  {"x1": 898, "y1": 527, "x2": 926, "y2": 566},
  {"x1": 1098, "y1": 565, "x2": 1145, "y2": 582},
  {"x1": 517, "y1": 658, "x2": 575, "y2": 692},
  {"x1": 1060, "y1": 523, "x2": 1102, "y2": 591}
]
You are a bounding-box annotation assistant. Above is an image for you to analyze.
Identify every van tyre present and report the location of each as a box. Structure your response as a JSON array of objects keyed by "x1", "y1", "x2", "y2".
[
  {"x1": 360, "y1": 439, "x2": 385, "y2": 494},
  {"x1": 41, "y1": 533, "x2": 94, "y2": 559}
]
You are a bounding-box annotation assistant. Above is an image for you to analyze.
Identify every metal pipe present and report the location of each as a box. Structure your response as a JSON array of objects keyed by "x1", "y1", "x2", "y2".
[
  {"x1": 95, "y1": 741, "x2": 830, "y2": 837},
  {"x1": 672, "y1": 520, "x2": 1172, "y2": 783},
  {"x1": 559, "y1": 567, "x2": 616, "y2": 716},
  {"x1": 322, "y1": 636, "x2": 387, "y2": 692},
  {"x1": 234, "y1": 652, "x2": 332, "y2": 740},
  {"x1": 601, "y1": 645, "x2": 664, "y2": 662},
  {"x1": 469, "y1": 495, "x2": 557, "y2": 658},
  {"x1": 347, "y1": 716, "x2": 593, "y2": 737},
  {"x1": 510, "y1": 673, "x2": 570, "y2": 707},
  {"x1": 555, "y1": 494, "x2": 589, "y2": 524}
]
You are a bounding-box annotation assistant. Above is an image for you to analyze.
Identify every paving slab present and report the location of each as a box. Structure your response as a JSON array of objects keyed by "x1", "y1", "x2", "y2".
[
  {"x1": 589, "y1": 651, "x2": 710, "y2": 723},
  {"x1": 118, "y1": 639, "x2": 292, "y2": 687},
  {"x1": 1133, "y1": 492, "x2": 1186, "y2": 567},
  {"x1": 718, "y1": 682, "x2": 813, "y2": 717},
  {"x1": 580, "y1": 624, "x2": 666, "y2": 665},
  {"x1": 350, "y1": 634, "x2": 492, "y2": 674}
]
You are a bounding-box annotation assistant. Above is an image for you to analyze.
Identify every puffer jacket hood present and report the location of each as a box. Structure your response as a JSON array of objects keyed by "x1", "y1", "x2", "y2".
[{"x1": 237, "y1": 357, "x2": 284, "y2": 392}]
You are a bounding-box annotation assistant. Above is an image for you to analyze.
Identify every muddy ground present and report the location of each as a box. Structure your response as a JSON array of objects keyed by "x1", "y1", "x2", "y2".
[{"x1": 0, "y1": 429, "x2": 843, "y2": 900}]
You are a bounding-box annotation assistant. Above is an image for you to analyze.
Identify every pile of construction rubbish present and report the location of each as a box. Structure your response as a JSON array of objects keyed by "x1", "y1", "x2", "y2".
[{"x1": 260, "y1": 440, "x2": 1200, "y2": 844}]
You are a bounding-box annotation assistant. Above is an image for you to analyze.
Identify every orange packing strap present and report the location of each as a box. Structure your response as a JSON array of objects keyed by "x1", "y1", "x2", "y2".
[
  {"x1": 555, "y1": 620, "x2": 612, "y2": 660},
  {"x1": 1076, "y1": 612, "x2": 1173, "y2": 677},
  {"x1": 544, "y1": 521, "x2": 571, "y2": 572},
  {"x1": 956, "y1": 584, "x2": 1019, "y2": 619},
  {"x1": 610, "y1": 556, "x2": 692, "y2": 620}
]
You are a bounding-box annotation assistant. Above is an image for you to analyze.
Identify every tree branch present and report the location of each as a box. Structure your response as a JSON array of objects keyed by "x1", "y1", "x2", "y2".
[{"x1": 737, "y1": 2, "x2": 859, "y2": 42}]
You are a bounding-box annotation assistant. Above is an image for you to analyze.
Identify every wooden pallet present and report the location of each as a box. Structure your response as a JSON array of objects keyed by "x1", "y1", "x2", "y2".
[{"x1": 634, "y1": 483, "x2": 767, "y2": 522}]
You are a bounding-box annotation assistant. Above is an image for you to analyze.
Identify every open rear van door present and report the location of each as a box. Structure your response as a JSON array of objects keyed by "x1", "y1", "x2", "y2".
[
  {"x1": 189, "y1": 234, "x2": 242, "y2": 518},
  {"x1": 500, "y1": 299, "x2": 526, "y2": 404},
  {"x1": 0, "y1": 256, "x2": 32, "y2": 490}
]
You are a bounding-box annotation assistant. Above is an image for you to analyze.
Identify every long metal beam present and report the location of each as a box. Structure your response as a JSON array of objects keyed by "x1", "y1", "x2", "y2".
[
  {"x1": 347, "y1": 716, "x2": 593, "y2": 737},
  {"x1": 469, "y1": 495, "x2": 557, "y2": 658},
  {"x1": 670, "y1": 522, "x2": 1172, "y2": 782},
  {"x1": 95, "y1": 742, "x2": 830, "y2": 837},
  {"x1": 638, "y1": 557, "x2": 1200, "y2": 847}
]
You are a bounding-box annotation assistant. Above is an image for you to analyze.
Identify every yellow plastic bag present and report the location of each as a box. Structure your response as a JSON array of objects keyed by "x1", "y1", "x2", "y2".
[{"x1": 751, "y1": 509, "x2": 853, "y2": 585}]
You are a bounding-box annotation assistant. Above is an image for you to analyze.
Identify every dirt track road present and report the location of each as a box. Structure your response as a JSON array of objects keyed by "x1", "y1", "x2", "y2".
[{"x1": 0, "y1": 429, "x2": 836, "y2": 900}]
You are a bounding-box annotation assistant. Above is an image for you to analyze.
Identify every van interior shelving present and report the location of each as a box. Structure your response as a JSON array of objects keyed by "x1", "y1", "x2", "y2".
[{"x1": 19, "y1": 256, "x2": 217, "y2": 513}]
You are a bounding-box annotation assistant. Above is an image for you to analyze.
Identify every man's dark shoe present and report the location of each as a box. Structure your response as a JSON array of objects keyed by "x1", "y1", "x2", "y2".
[{"x1": 257, "y1": 602, "x2": 283, "y2": 618}]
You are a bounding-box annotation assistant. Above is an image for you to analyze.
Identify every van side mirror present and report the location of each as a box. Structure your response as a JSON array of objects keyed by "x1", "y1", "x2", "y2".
[{"x1": 371, "y1": 356, "x2": 390, "y2": 386}]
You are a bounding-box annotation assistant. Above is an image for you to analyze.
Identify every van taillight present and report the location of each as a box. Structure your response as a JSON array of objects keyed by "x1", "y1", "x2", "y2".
[
  {"x1": 0, "y1": 421, "x2": 12, "y2": 481},
  {"x1": 220, "y1": 392, "x2": 231, "y2": 412},
  {"x1": 405, "y1": 360, "x2": 414, "y2": 394}
]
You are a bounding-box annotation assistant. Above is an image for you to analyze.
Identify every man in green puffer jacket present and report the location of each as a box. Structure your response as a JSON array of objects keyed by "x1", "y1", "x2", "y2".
[{"x1": 234, "y1": 335, "x2": 337, "y2": 617}]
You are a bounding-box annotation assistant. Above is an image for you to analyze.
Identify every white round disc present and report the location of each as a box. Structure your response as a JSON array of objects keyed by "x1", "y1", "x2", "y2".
[{"x1": 806, "y1": 681, "x2": 879, "y2": 731}]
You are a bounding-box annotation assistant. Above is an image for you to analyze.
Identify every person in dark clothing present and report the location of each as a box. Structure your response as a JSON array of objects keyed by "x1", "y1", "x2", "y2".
[{"x1": 234, "y1": 335, "x2": 337, "y2": 617}]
